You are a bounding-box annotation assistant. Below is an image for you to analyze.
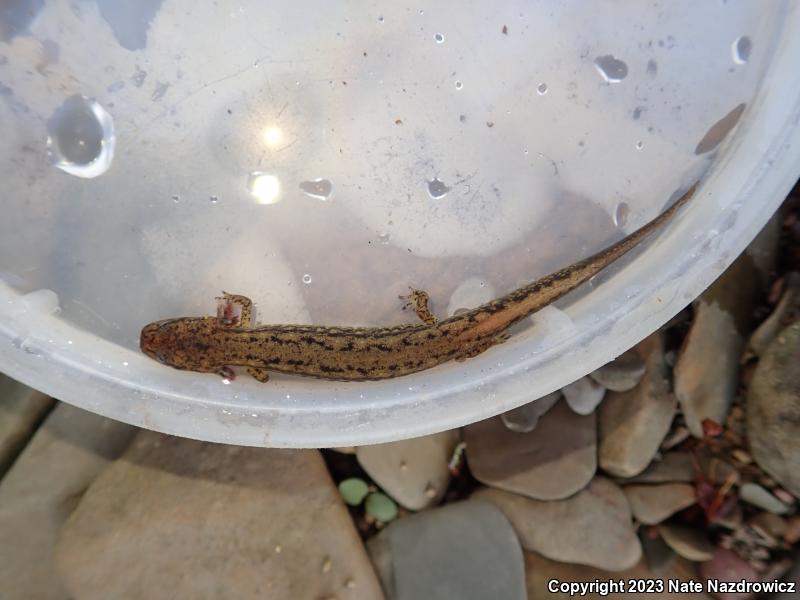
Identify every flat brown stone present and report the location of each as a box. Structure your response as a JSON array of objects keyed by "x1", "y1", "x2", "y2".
[
  {"x1": 55, "y1": 431, "x2": 384, "y2": 600},
  {"x1": 466, "y1": 400, "x2": 596, "y2": 500}
]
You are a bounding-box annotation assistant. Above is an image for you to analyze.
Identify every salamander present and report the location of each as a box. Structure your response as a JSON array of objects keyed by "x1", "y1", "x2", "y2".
[{"x1": 140, "y1": 183, "x2": 698, "y2": 382}]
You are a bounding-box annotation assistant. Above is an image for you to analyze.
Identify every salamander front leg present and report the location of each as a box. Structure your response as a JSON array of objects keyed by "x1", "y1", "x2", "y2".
[
  {"x1": 216, "y1": 292, "x2": 255, "y2": 328},
  {"x1": 399, "y1": 287, "x2": 437, "y2": 326}
]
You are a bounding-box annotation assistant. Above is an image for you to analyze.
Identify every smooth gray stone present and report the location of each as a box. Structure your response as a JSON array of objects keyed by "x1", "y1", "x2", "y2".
[{"x1": 383, "y1": 500, "x2": 526, "y2": 600}]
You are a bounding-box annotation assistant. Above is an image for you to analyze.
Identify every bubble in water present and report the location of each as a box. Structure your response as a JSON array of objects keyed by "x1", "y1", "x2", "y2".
[
  {"x1": 378, "y1": 232, "x2": 391, "y2": 244},
  {"x1": 248, "y1": 172, "x2": 282, "y2": 204},
  {"x1": 536, "y1": 82, "x2": 548, "y2": 95},
  {"x1": 635, "y1": 140, "x2": 644, "y2": 150},
  {"x1": 426, "y1": 178, "x2": 451, "y2": 199},
  {"x1": 209, "y1": 195, "x2": 219, "y2": 203},
  {"x1": 434, "y1": 33, "x2": 445, "y2": 44},
  {"x1": 731, "y1": 35, "x2": 752, "y2": 64},
  {"x1": 302, "y1": 274, "x2": 313, "y2": 284},
  {"x1": 614, "y1": 202, "x2": 631, "y2": 227},
  {"x1": 299, "y1": 178, "x2": 333, "y2": 201},
  {"x1": 454, "y1": 80, "x2": 463, "y2": 90},
  {"x1": 593, "y1": 54, "x2": 628, "y2": 83},
  {"x1": 46, "y1": 95, "x2": 115, "y2": 178}
]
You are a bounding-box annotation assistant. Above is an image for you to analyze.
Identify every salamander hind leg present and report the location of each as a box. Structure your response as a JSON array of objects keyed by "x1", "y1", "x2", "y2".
[
  {"x1": 399, "y1": 287, "x2": 437, "y2": 326},
  {"x1": 246, "y1": 367, "x2": 271, "y2": 383},
  {"x1": 216, "y1": 292, "x2": 254, "y2": 328}
]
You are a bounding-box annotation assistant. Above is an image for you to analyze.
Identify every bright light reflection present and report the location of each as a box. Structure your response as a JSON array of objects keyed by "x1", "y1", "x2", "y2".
[
  {"x1": 248, "y1": 172, "x2": 281, "y2": 205},
  {"x1": 262, "y1": 126, "x2": 284, "y2": 147}
]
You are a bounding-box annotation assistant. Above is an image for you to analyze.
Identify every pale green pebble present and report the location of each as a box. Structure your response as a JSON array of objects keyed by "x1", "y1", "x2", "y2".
[
  {"x1": 339, "y1": 477, "x2": 369, "y2": 506},
  {"x1": 365, "y1": 492, "x2": 398, "y2": 522}
]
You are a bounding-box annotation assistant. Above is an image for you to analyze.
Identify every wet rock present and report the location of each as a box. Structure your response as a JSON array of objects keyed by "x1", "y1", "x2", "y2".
[
  {"x1": 624, "y1": 483, "x2": 697, "y2": 525},
  {"x1": 674, "y1": 301, "x2": 742, "y2": 438},
  {"x1": 367, "y1": 500, "x2": 525, "y2": 600},
  {"x1": 658, "y1": 524, "x2": 714, "y2": 562},
  {"x1": 466, "y1": 400, "x2": 596, "y2": 500},
  {"x1": 562, "y1": 376, "x2": 606, "y2": 415},
  {"x1": 745, "y1": 272, "x2": 800, "y2": 359},
  {"x1": 0, "y1": 374, "x2": 53, "y2": 476},
  {"x1": 748, "y1": 512, "x2": 787, "y2": 542},
  {"x1": 698, "y1": 548, "x2": 759, "y2": 600},
  {"x1": 738, "y1": 482, "x2": 791, "y2": 515},
  {"x1": 55, "y1": 431, "x2": 384, "y2": 600},
  {"x1": 623, "y1": 451, "x2": 695, "y2": 484},
  {"x1": 746, "y1": 321, "x2": 800, "y2": 496},
  {"x1": 525, "y1": 552, "x2": 711, "y2": 599},
  {"x1": 0, "y1": 403, "x2": 136, "y2": 600},
  {"x1": 675, "y1": 224, "x2": 777, "y2": 437},
  {"x1": 784, "y1": 515, "x2": 800, "y2": 544},
  {"x1": 365, "y1": 528, "x2": 394, "y2": 599},
  {"x1": 599, "y1": 333, "x2": 675, "y2": 477},
  {"x1": 356, "y1": 429, "x2": 459, "y2": 510},
  {"x1": 589, "y1": 349, "x2": 646, "y2": 392},
  {"x1": 640, "y1": 529, "x2": 677, "y2": 574},
  {"x1": 499, "y1": 391, "x2": 560, "y2": 433},
  {"x1": 475, "y1": 477, "x2": 641, "y2": 571}
]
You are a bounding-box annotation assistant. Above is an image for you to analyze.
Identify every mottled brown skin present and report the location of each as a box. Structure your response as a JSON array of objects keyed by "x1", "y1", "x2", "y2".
[{"x1": 140, "y1": 185, "x2": 698, "y2": 382}]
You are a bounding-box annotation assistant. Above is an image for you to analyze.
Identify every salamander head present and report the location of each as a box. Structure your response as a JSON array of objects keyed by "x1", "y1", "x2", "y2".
[{"x1": 139, "y1": 317, "x2": 218, "y2": 371}]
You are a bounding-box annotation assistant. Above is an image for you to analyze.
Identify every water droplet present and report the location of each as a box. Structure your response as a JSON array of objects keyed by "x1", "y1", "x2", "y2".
[
  {"x1": 122, "y1": 361, "x2": 129, "y2": 366},
  {"x1": 614, "y1": 202, "x2": 631, "y2": 227},
  {"x1": 536, "y1": 82, "x2": 548, "y2": 95},
  {"x1": 426, "y1": 178, "x2": 451, "y2": 199},
  {"x1": 171, "y1": 194, "x2": 180, "y2": 203},
  {"x1": 378, "y1": 232, "x2": 391, "y2": 244},
  {"x1": 419, "y1": 9, "x2": 424, "y2": 15},
  {"x1": 209, "y1": 195, "x2": 219, "y2": 203},
  {"x1": 635, "y1": 140, "x2": 644, "y2": 150},
  {"x1": 434, "y1": 33, "x2": 445, "y2": 44},
  {"x1": 454, "y1": 80, "x2": 463, "y2": 90},
  {"x1": 523, "y1": 148, "x2": 529, "y2": 155},
  {"x1": 248, "y1": 172, "x2": 282, "y2": 204},
  {"x1": 46, "y1": 95, "x2": 115, "y2": 178},
  {"x1": 222, "y1": 378, "x2": 231, "y2": 385},
  {"x1": 18, "y1": 338, "x2": 42, "y2": 356},
  {"x1": 377, "y1": 15, "x2": 384, "y2": 23},
  {"x1": 593, "y1": 54, "x2": 628, "y2": 83},
  {"x1": 299, "y1": 178, "x2": 333, "y2": 201},
  {"x1": 302, "y1": 274, "x2": 313, "y2": 284},
  {"x1": 731, "y1": 35, "x2": 752, "y2": 64}
]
